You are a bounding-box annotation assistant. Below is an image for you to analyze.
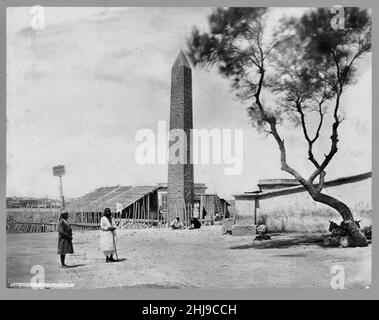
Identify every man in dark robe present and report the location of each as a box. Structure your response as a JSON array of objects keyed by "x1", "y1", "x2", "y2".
[
  {"x1": 189, "y1": 217, "x2": 201, "y2": 229},
  {"x1": 57, "y1": 211, "x2": 74, "y2": 268}
]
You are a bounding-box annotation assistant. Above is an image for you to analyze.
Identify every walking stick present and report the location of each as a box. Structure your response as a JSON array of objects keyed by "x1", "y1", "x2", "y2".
[{"x1": 111, "y1": 228, "x2": 118, "y2": 261}]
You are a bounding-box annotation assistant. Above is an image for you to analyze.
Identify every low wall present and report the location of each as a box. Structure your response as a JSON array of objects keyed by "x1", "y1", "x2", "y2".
[{"x1": 234, "y1": 174, "x2": 372, "y2": 232}]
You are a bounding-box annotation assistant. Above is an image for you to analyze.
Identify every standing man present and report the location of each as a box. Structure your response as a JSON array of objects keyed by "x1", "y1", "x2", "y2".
[
  {"x1": 57, "y1": 211, "x2": 74, "y2": 268},
  {"x1": 100, "y1": 208, "x2": 118, "y2": 262}
]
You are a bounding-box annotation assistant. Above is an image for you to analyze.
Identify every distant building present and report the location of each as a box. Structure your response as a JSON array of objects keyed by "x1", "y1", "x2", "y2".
[
  {"x1": 257, "y1": 179, "x2": 300, "y2": 191},
  {"x1": 233, "y1": 172, "x2": 372, "y2": 232},
  {"x1": 66, "y1": 183, "x2": 230, "y2": 226}
]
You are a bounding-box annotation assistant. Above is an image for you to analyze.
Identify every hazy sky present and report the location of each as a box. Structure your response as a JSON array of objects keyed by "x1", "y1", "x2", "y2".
[{"x1": 6, "y1": 7, "x2": 371, "y2": 199}]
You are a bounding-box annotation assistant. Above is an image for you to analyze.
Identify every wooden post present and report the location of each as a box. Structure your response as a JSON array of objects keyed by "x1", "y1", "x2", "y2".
[
  {"x1": 58, "y1": 175, "x2": 64, "y2": 210},
  {"x1": 200, "y1": 195, "x2": 204, "y2": 220},
  {"x1": 138, "y1": 201, "x2": 141, "y2": 224},
  {"x1": 147, "y1": 194, "x2": 150, "y2": 227},
  {"x1": 143, "y1": 198, "x2": 145, "y2": 224},
  {"x1": 254, "y1": 198, "x2": 260, "y2": 225},
  {"x1": 183, "y1": 201, "x2": 186, "y2": 227},
  {"x1": 142, "y1": 197, "x2": 145, "y2": 225},
  {"x1": 145, "y1": 195, "x2": 147, "y2": 225},
  {"x1": 136, "y1": 201, "x2": 139, "y2": 224},
  {"x1": 213, "y1": 195, "x2": 215, "y2": 222},
  {"x1": 143, "y1": 196, "x2": 146, "y2": 224},
  {"x1": 141, "y1": 197, "x2": 144, "y2": 224},
  {"x1": 183, "y1": 201, "x2": 185, "y2": 227},
  {"x1": 184, "y1": 202, "x2": 186, "y2": 227}
]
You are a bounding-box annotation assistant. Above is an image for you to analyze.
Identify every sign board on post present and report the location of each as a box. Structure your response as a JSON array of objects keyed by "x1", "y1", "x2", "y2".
[
  {"x1": 53, "y1": 165, "x2": 65, "y2": 177},
  {"x1": 53, "y1": 165, "x2": 66, "y2": 210}
]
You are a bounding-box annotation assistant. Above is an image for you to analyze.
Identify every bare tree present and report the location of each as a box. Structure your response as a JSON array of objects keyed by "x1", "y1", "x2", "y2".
[{"x1": 186, "y1": 7, "x2": 371, "y2": 246}]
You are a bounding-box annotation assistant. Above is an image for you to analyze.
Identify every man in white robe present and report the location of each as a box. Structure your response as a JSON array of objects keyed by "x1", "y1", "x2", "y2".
[
  {"x1": 100, "y1": 208, "x2": 118, "y2": 262},
  {"x1": 171, "y1": 216, "x2": 184, "y2": 230}
]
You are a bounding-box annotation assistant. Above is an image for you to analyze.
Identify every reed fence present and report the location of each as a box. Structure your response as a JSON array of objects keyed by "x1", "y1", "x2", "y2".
[{"x1": 6, "y1": 199, "x2": 197, "y2": 233}]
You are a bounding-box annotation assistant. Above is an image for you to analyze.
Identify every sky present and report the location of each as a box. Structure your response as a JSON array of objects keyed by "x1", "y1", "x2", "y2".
[{"x1": 6, "y1": 7, "x2": 372, "y2": 200}]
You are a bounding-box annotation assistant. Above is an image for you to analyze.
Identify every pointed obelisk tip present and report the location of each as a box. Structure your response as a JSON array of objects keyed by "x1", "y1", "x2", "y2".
[{"x1": 172, "y1": 50, "x2": 191, "y2": 68}]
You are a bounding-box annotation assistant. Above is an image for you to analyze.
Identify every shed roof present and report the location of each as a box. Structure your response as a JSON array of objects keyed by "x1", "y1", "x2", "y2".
[
  {"x1": 66, "y1": 182, "x2": 209, "y2": 213},
  {"x1": 66, "y1": 185, "x2": 159, "y2": 213}
]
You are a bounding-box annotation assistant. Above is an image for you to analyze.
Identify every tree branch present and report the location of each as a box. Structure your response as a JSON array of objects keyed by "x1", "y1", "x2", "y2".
[
  {"x1": 309, "y1": 86, "x2": 342, "y2": 182},
  {"x1": 254, "y1": 65, "x2": 305, "y2": 184}
]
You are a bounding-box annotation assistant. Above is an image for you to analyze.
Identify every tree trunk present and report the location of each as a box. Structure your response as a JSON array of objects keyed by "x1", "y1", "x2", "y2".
[{"x1": 307, "y1": 188, "x2": 368, "y2": 247}]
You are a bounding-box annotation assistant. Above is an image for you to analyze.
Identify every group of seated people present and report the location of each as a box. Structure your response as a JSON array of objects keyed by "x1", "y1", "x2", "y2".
[{"x1": 170, "y1": 216, "x2": 201, "y2": 230}]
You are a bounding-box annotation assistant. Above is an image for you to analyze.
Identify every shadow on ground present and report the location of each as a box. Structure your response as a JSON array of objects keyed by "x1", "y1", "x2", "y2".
[
  {"x1": 65, "y1": 264, "x2": 86, "y2": 268},
  {"x1": 120, "y1": 284, "x2": 190, "y2": 289},
  {"x1": 230, "y1": 233, "x2": 329, "y2": 250}
]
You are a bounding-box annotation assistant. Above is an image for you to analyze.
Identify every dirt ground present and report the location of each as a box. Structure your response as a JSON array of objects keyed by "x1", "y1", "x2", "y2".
[{"x1": 6, "y1": 225, "x2": 371, "y2": 289}]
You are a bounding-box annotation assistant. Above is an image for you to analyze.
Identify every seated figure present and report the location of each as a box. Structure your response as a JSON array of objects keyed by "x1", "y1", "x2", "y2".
[
  {"x1": 171, "y1": 216, "x2": 184, "y2": 230},
  {"x1": 189, "y1": 217, "x2": 201, "y2": 229}
]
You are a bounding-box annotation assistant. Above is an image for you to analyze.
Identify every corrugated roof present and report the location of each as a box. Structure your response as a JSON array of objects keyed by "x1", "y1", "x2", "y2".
[
  {"x1": 67, "y1": 182, "x2": 209, "y2": 213},
  {"x1": 104, "y1": 185, "x2": 159, "y2": 210},
  {"x1": 66, "y1": 185, "x2": 159, "y2": 213}
]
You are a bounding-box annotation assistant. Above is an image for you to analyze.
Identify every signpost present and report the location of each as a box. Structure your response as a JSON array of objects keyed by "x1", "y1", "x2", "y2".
[{"x1": 53, "y1": 165, "x2": 65, "y2": 210}]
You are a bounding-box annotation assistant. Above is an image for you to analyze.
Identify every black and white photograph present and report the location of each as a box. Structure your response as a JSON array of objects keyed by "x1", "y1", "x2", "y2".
[{"x1": 4, "y1": 4, "x2": 372, "y2": 291}]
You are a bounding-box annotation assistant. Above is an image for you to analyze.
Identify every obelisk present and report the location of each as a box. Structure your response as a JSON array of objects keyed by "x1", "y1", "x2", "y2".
[{"x1": 167, "y1": 50, "x2": 194, "y2": 224}]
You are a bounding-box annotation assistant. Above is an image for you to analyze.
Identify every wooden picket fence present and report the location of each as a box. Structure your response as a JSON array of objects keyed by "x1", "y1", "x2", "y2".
[
  {"x1": 6, "y1": 208, "x2": 100, "y2": 233},
  {"x1": 6, "y1": 199, "x2": 196, "y2": 233},
  {"x1": 6, "y1": 208, "x2": 61, "y2": 233}
]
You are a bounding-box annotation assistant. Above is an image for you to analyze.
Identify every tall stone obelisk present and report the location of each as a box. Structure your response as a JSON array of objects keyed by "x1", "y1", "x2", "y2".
[{"x1": 167, "y1": 50, "x2": 194, "y2": 223}]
